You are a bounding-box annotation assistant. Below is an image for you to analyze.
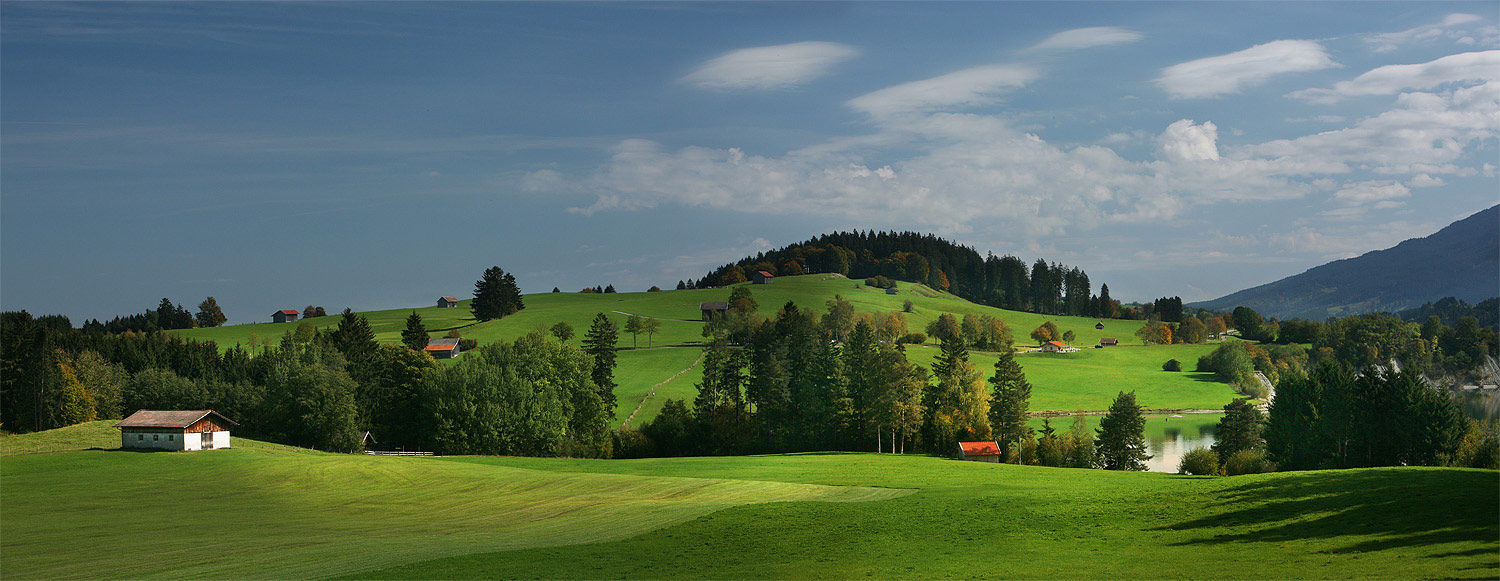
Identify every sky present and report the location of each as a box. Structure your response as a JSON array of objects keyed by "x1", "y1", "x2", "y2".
[{"x1": 3, "y1": 1, "x2": 1498, "y2": 325}]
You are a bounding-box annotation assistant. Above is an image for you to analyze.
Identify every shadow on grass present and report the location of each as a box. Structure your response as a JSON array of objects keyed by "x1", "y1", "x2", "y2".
[{"x1": 1155, "y1": 469, "x2": 1500, "y2": 554}]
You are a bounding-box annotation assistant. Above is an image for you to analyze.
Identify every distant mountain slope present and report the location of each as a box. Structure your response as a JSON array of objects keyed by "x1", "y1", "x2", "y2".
[{"x1": 1192, "y1": 205, "x2": 1500, "y2": 321}]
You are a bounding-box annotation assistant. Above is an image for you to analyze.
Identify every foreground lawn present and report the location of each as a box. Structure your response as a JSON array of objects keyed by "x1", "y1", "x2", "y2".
[{"x1": 4, "y1": 422, "x2": 1495, "y2": 579}]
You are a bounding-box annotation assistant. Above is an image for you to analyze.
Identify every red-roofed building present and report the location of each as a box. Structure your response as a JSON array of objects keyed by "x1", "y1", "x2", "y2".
[
  {"x1": 437, "y1": 296, "x2": 460, "y2": 308},
  {"x1": 957, "y1": 441, "x2": 1002, "y2": 463},
  {"x1": 425, "y1": 338, "x2": 462, "y2": 359},
  {"x1": 752, "y1": 271, "x2": 775, "y2": 284},
  {"x1": 1041, "y1": 341, "x2": 1072, "y2": 353},
  {"x1": 272, "y1": 309, "x2": 300, "y2": 324}
]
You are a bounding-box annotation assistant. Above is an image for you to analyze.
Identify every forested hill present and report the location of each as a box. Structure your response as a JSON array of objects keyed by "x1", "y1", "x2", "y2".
[
  {"x1": 1193, "y1": 204, "x2": 1500, "y2": 321},
  {"x1": 694, "y1": 231, "x2": 1119, "y2": 317}
]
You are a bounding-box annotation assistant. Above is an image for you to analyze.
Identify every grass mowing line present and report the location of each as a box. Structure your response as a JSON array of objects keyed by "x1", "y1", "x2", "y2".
[{"x1": 620, "y1": 351, "x2": 706, "y2": 429}]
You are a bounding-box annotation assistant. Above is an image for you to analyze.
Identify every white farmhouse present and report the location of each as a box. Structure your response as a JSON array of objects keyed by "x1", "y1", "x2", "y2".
[{"x1": 115, "y1": 410, "x2": 237, "y2": 451}]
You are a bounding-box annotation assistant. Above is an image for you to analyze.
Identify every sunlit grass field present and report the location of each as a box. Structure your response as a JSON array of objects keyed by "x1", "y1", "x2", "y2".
[{"x1": 5, "y1": 423, "x2": 1493, "y2": 580}]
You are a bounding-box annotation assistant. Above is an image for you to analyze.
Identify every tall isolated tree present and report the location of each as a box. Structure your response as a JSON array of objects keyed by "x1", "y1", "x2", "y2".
[
  {"x1": 1212, "y1": 398, "x2": 1265, "y2": 461},
  {"x1": 582, "y1": 313, "x2": 619, "y2": 414},
  {"x1": 643, "y1": 317, "x2": 662, "y2": 348},
  {"x1": 401, "y1": 311, "x2": 428, "y2": 351},
  {"x1": 471, "y1": 266, "x2": 508, "y2": 321},
  {"x1": 195, "y1": 297, "x2": 227, "y2": 328},
  {"x1": 1096, "y1": 391, "x2": 1150, "y2": 470},
  {"x1": 988, "y1": 347, "x2": 1032, "y2": 459},
  {"x1": 624, "y1": 315, "x2": 645, "y2": 348}
]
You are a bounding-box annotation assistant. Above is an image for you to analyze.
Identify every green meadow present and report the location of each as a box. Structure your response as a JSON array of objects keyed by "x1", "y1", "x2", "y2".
[
  {"x1": 167, "y1": 275, "x2": 1229, "y2": 423},
  {"x1": 3, "y1": 422, "x2": 1495, "y2": 579}
]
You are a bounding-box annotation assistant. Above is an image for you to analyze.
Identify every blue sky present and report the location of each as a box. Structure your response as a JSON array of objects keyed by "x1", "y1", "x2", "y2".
[{"x1": 3, "y1": 2, "x2": 1497, "y2": 324}]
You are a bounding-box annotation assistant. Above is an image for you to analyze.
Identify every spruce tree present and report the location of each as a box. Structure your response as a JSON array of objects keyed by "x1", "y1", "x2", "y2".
[
  {"x1": 1212, "y1": 398, "x2": 1266, "y2": 460},
  {"x1": 330, "y1": 308, "x2": 377, "y2": 362},
  {"x1": 988, "y1": 347, "x2": 1032, "y2": 458},
  {"x1": 471, "y1": 266, "x2": 507, "y2": 321},
  {"x1": 582, "y1": 313, "x2": 619, "y2": 414},
  {"x1": 932, "y1": 334, "x2": 969, "y2": 379},
  {"x1": 401, "y1": 311, "x2": 428, "y2": 351},
  {"x1": 1097, "y1": 391, "x2": 1151, "y2": 470},
  {"x1": 500, "y1": 272, "x2": 525, "y2": 316}
]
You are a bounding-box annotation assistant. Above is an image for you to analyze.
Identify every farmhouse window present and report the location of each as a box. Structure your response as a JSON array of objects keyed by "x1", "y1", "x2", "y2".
[
  {"x1": 138, "y1": 434, "x2": 143, "y2": 441},
  {"x1": 154, "y1": 435, "x2": 159, "y2": 441},
  {"x1": 168, "y1": 435, "x2": 174, "y2": 441}
]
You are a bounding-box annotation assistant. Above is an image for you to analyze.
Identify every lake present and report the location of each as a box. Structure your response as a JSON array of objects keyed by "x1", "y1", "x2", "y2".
[{"x1": 1028, "y1": 413, "x2": 1222, "y2": 473}]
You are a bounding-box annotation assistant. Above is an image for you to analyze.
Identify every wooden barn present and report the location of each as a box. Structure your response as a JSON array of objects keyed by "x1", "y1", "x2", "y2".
[
  {"x1": 425, "y1": 338, "x2": 462, "y2": 359},
  {"x1": 753, "y1": 271, "x2": 775, "y2": 284},
  {"x1": 1095, "y1": 321, "x2": 1105, "y2": 330},
  {"x1": 116, "y1": 410, "x2": 237, "y2": 451},
  {"x1": 957, "y1": 441, "x2": 1002, "y2": 463},
  {"x1": 700, "y1": 301, "x2": 729, "y2": 321},
  {"x1": 886, "y1": 288, "x2": 899, "y2": 295},
  {"x1": 272, "y1": 309, "x2": 299, "y2": 324},
  {"x1": 437, "y1": 296, "x2": 460, "y2": 308},
  {"x1": 1099, "y1": 338, "x2": 1118, "y2": 347}
]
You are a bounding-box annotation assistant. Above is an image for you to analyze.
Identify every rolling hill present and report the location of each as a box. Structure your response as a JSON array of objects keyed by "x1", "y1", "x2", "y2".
[
  {"x1": 2, "y1": 423, "x2": 1494, "y2": 579},
  {"x1": 1193, "y1": 205, "x2": 1500, "y2": 321},
  {"x1": 169, "y1": 275, "x2": 1243, "y2": 422}
]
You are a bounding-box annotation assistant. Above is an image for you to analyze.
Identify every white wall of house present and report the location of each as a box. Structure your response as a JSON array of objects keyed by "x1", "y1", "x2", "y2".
[{"x1": 121, "y1": 430, "x2": 230, "y2": 451}]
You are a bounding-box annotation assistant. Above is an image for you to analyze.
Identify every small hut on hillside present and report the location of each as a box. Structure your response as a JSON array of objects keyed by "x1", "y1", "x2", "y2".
[
  {"x1": 700, "y1": 302, "x2": 729, "y2": 321},
  {"x1": 753, "y1": 271, "x2": 775, "y2": 284},
  {"x1": 116, "y1": 410, "x2": 237, "y2": 451},
  {"x1": 957, "y1": 441, "x2": 1002, "y2": 463},
  {"x1": 425, "y1": 338, "x2": 462, "y2": 359},
  {"x1": 437, "y1": 296, "x2": 460, "y2": 308},
  {"x1": 272, "y1": 309, "x2": 299, "y2": 324}
]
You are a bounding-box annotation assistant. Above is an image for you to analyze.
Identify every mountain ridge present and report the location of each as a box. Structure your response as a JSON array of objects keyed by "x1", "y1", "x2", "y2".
[{"x1": 1191, "y1": 205, "x2": 1500, "y2": 320}]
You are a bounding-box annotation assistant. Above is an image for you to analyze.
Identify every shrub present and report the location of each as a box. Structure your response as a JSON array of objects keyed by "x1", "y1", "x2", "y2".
[
  {"x1": 1450, "y1": 419, "x2": 1500, "y2": 469},
  {"x1": 458, "y1": 338, "x2": 478, "y2": 351},
  {"x1": 903, "y1": 299, "x2": 914, "y2": 313},
  {"x1": 896, "y1": 332, "x2": 927, "y2": 345},
  {"x1": 610, "y1": 428, "x2": 654, "y2": 459},
  {"x1": 1223, "y1": 448, "x2": 1270, "y2": 475},
  {"x1": 1163, "y1": 359, "x2": 1182, "y2": 372},
  {"x1": 446, "y1": 329, "x2": 462, "y2": 339},
  {"x1": 863, "y1": 275, "x2": 896, "y2": 289},
  {"x1": 1179, "y1": 448, "x2": 1220, "y2": 475}
]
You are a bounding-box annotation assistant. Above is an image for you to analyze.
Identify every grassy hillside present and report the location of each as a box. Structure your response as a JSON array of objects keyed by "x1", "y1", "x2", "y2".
[
  {"x1": 3, "y1": 425, "x2": 1492, "y2": 579},
  {"x1": 168, "y1": 275, "x2": 1237, "y2": 421}
]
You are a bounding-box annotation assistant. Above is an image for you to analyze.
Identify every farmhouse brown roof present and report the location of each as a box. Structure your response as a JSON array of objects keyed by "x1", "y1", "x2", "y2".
[
  {"x1": 440, "y1": 296, "x2": 458, "y2": 302},
  {"x1": 757, "y1": 271, "x2": 774, "y2": 277},
  {"x1": 276, "y1": 309, "x2": 299, "y2": 315},
  {"x1": 1047, "y1": 341, "x2": 1070, "y2": 348},
  {"x1": 958, "y1": 441, "x2": 1000, "y2": 456},
  {"x1": 425, "y1": 343, "x2": 458, "y2": 352},
  {"x1": 115, "y1": 410, "x2": 238, "y2": 429},
  {"x1": 700, "y1": 302, "x2": 729, "y2": 310},
  {"x1": 1100, "y1": 338, "x2": 1118, "y2": 345}
]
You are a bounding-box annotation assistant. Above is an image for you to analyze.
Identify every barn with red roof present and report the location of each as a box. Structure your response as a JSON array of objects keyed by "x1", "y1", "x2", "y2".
[
  {"x1": 272, "y1": 309, "x2": 300, "y2": 324},
  {"x1": 957, "y1": 441, "x2": 1002, "y2": 463}
]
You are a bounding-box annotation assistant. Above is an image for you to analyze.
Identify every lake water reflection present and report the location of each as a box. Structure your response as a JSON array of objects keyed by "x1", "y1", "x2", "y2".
[{"x1": 1029, "y1": 413, "x2": 1222, "y2": 473}]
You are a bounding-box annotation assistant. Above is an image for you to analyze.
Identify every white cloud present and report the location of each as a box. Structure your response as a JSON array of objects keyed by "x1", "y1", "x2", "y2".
[
  {"x1": 683, "y1": 41, "x2": 858, "y2": 91},
  {"x1": 1285, "y1": 115, "x2": 1346, "y2": 123},
  {"x1": 846, "y1": 64, "x2": 1038, "y2": 118},
  {"x1": 1407, "y1": 174, "x2": 1446, "y2": 188},
  {"x1": 1332, "y1": 180, "x2": 1410, "y2": 204},
  {"x1": 1031, "y1": 27, "x2": 1142, "y2": 51},
  {"x1": 1289, "y1": 50, "x2": 1500, "y2": 104},
  {"x1": 1365, "y1": 13, "x2": 1498, "y2": 53},
  {"x1": 1157, "y1": 40, "x2": 1338, "y2": 99},
  {"x1": 1157, "y1": 120, "x2": 1220, "y2": 162}
]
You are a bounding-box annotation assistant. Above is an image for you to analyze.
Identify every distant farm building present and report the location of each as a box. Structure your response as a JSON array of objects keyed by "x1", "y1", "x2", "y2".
[
  {"x1": 700, "y1": 302, "x2": 729, "y2": 321},
  {"x1": 425, "y1": 338, "x2": 462, "y2": 359},
  {"x1": 1095, "y1": 321, "x2": 1105, "y2": 330},
  {"x1": 1099, "y1": 338, "x2": 1118, "y2": 347},
  {"x1": 1041, "y1": 341, "x2": 1078, "y2": 353},
  {"x1": 886, "y1": 288, "x2": 899, "y2": 295},
  {"x1": 437, "y1": 296, "x2": 460, "y2": 308},
  {"x1": 116, "y1": 410, "x2": 237, "y2": 451},
  {"x1": 753, "y1": 271, "x2": 775, "y2": 284},
  {"x1": 359, "y1": 431, "x2": 376, "y2": 450},
  {"x1": 272, "y1": 309, "x2": 299, "y2": 323},
  {"x1": 957, "y1": 441, "x2": 1002, "y2": 463}
]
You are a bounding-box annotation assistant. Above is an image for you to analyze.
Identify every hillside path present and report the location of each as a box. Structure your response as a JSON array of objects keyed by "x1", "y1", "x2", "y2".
[
  {"x1": 620, "y1": 351, "x2": 706, "y2": 430},
  {"x1": 611, "y1": 310, "x2": 701, "y2": 323}
]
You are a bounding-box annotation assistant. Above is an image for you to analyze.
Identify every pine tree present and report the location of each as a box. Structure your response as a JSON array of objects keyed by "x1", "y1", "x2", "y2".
[
  {"x1": 677, "y1": 280, "x2": 687, "y2": 290},
  {"x1": 401, "y1": 311, "x2": 428, "y2": 351},
  {"x1": 330, "y1": 308, "x2": 377, "y2": 362},
  {"x1": 1212, "y1": 398, "x2": 1265, "y2": 460},
  {"x1": 500, "y1": 272, "x2": 525, "y2": 316},
  {"x1": 988, "y1": 347, "x2": 1032, "y2": 459},
  {"x1": 1097, "y1": 391, "x2": 1151, "y2": 470},
  {"x1": 582, "y1": 313, "x2": 619, "y2": 415},
  {"x1": 194, "y1": 297, "x2": 227, "y2": 328},
  {"x1": 932, "y1": 334, "x2": 969, "y2": 379},
  {"x1": 471, "y1": 266, "x2": 507, "y2": 321}
]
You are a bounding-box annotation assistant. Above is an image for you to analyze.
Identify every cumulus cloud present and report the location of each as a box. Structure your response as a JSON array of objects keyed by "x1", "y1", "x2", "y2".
[
  {"x1": 1157, "y1": 120, "x2": 1220, "y2": 162},
  {"x1": 847, "y1": 64, "x2": 1038, "y2": 118},
  {"x1": 1157, "y1": 40, "x2": 1338, "y2": 99},
  {"x1": 1332, "y1": 180, "x2": 1411, "y2": 204},
  {"x1": 1289, "y1": 50, "x2": 1500, "y2": 104},
  {"x1": 1365, "y1": 13, "x2": 1498, "y2": 53},
  {"x1": 1031, "y1": 27, "x2": 1142, "y2": 51},
  {"x1": 1407, "y1": 174, "x2": 1446, "y2": 188},
  {"x1": 683, "y1": 41, "x2": 859, "y2": 90}
]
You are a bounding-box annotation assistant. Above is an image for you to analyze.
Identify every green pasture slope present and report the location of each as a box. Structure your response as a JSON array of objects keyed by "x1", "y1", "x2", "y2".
[
  {"x1": 168, "y1": 275, "x2": 1235, "y2": 420},
  {"x1": 3, "y1": 423, "x2": 1495, "y2": 579}
]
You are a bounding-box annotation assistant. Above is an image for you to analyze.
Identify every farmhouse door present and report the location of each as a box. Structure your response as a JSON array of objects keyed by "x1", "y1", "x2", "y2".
[{"x1": 202, "y1": 432, "x2": 214, "y2": 449}]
